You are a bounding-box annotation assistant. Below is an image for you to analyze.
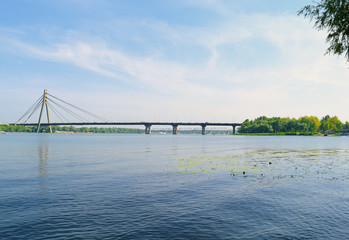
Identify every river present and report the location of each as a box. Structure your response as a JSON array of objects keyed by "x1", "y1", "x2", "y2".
[{"x1": 1, "y1": 133, "x2": 349, "y2": 239}]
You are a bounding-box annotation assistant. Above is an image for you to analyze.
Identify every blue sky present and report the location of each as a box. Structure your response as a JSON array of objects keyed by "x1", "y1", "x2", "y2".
[{"x1": 1, "y1": 0, "x2": 349, "y2": 124}]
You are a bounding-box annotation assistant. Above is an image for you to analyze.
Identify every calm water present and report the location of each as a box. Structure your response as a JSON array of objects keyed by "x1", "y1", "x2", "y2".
[{"x1": 1, "y1": 133, "x2": 349, "y2": 239}]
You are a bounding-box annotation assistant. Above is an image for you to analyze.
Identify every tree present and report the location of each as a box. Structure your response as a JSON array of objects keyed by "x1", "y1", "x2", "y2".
[
  {"x1": 270, "y1": 117, "x2": 282, "y2": 133},
  {"x1": 239, "y1": 120, "x2": 252, "y2": 133},
  {"x1": 309, "y1": 116, "x2": 321, "y2": 130},
  {"x1": 285, "y1": 119, "x2": 299, "y2": 133},
  {"x1": 320, "y1": 115, "x2": 331, "y2": 132},
  {"x1": 328, "y1": 116, "x2": 343, "y2": 132},
  {"x1": 298, "y1": 0, "x2": 349, "y2": 62},
  {"x1": 299, "y1": 116, "x2": 320, "y2": 133},
  {"x1": 320, "y1": 115, "x2": 343, "y2": 132},
  {"x1": 255, "y1": 123, "x2": 273, "y2": 133},
  {"x1": 344, "y1": 121, "x2": 349, "y2": 129}
]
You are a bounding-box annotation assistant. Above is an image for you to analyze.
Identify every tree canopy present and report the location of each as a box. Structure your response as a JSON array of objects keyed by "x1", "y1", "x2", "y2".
[
  {"x1": 298, "y1": 0, "x2": 349, "y2": 62},
  {"x1": 239, "y1": 115, "x2": 347, "y2": 134},
  {"x1": 0, "y1": 125, "x2": 143, "y2": 134}
]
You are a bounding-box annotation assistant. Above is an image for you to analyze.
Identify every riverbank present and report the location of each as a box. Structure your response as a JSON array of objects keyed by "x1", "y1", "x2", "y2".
[{"x1": 237, "y1": 132, "x2": 342, "y2": 136}]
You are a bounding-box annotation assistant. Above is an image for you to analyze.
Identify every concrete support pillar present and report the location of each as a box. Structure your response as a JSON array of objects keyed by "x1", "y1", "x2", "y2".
[
  {"x1": 172, "y1": 125, "x2": 178, "y2": 135},
  {"x1": 233, "y1": 126, "x2": 236, "y2": 134},
  {"x1": 201, "y1": 125, "x2": 206, "y2": 135},
  {"x1": 37, "y1": 89, "x2": 52, "y2": 133},
  {"x1": 145, "y1": 124, "x2": 152, "y2": 134}
]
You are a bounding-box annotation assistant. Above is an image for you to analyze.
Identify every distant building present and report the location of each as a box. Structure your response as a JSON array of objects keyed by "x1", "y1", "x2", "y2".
[{"x1": 340, "y1": 129, "x2": 349, "y2": 136}]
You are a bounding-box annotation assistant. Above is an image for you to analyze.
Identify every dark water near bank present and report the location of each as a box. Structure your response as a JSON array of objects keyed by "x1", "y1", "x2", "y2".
[{"x1": 1, "y1": 133, "x2": 349, "y2": 239}]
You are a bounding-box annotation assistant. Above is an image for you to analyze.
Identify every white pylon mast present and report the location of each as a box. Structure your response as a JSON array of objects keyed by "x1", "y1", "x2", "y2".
[{"x1": 37, "y1": 89, "x2": 52, "y2": 133}]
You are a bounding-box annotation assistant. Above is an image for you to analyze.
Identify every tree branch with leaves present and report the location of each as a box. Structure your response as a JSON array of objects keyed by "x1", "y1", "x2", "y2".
[{"x1": 298, "y1": 0, "x2": 349, "y2": 62}]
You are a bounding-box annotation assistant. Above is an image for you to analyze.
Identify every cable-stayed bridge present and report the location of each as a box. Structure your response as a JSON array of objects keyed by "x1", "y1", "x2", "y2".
[{"x1": 11, "y1": 89, "x2": 241, "y2": 135}]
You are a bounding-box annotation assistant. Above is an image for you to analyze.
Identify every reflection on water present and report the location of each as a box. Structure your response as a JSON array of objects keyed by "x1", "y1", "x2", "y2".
[
  {"x1": 38, "y1": 145, "x2": 50, "y2": 194},
  {"x1": 38, "y1": 145, "x2": 49, "y2": 176},
  {"x1": 144, "y1": 146, "x2": 152, "y2": 153}
]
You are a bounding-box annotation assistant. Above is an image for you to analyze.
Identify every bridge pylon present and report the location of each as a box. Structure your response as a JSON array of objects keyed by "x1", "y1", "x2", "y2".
[{"x1": 37, "y1": 89, "x2": 52, "y2": 133}]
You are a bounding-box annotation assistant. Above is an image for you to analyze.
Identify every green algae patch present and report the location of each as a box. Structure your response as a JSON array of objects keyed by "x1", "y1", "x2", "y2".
[
  {"x1": 166, "y1": 149, "x2": 349, "y2": 181},
  {"x1": 170, "y1": 154, "x2": 262, "y2": 174}
]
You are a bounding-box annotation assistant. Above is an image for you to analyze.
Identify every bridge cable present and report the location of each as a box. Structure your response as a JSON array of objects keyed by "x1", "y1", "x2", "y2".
[
  {"x1": 47, "y1": 93, "x2": 109, "y2": 122},
  {"x1": 47, "y1": 98, "x2": 88, "y2": 122},
  {"x1": 48, "y1": 94, "x2": 108, "y2": 122},
  {"x1": 47, "y1": 101, "x2": 65, "y2": 123},
  {"x1": 47, "y1": 97, "x2": 89, "y2": 122},
  {"x1": 15, "y1": 95, "x2": 43, "y2": 124},
  {"x1": 48, "y1": 101, "x2": 69, "y2": 123},
  {"x1": 23, "y1": 98, "x2": 44, "y2": 124},
  {"x1": 48, "y1": 93, "x2": 108, "y2": 122}
]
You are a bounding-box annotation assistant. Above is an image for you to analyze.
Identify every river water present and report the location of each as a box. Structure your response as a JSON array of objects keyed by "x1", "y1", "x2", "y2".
[{"x1": 1, "y1": 133, "x2": 349, "y2": 239}]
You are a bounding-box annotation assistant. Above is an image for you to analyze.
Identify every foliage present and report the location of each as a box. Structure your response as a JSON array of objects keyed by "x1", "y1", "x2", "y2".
[
  {"x1": 298, "y1": 0, "x2": 349, "y2": 62},
  {"x1": 0, "y1": 125, "x2": 36, "y2": 132},
  {"x1": 0, "y1": 125, "x2": 143, "y2": 134},
  {"x1": 344, "y1": 121, "x2": 349, "y2": 129},
  {"x1": 320, "y1": 115, "x2": 343, "y2": 132},
  {"x1": 239, "y1": 115, "x2": 343, "y2": 134}
]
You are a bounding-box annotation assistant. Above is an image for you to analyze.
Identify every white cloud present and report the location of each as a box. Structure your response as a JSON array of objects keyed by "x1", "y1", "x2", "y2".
[{"x1": 2, "y1": 11, "x2": 349, "y2": 123}]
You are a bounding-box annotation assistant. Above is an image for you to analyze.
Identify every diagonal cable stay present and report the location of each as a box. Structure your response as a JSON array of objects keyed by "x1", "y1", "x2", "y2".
[
  {"x1": 47, "y1": 94, "x2": 109, "y2": 122},
  {"x1": 15, "y1": 90, "x2": 109, "y2": 125},
  {"x1": 15, "y1": 96, "x2": 43, "y2": 124}
]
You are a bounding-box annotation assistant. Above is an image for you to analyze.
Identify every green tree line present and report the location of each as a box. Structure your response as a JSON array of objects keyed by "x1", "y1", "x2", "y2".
[
  {"x1": 239, "y1": 115, "x2": 349, "y2": 135},
  {"x1": 0, "y1": 125, "x2": 143, "y2": 134}
]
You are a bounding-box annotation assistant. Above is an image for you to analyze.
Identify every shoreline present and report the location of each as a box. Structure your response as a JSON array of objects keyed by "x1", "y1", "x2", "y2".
[{"x1": 0, "y1": 131, "x2": 344, "y2": 136}]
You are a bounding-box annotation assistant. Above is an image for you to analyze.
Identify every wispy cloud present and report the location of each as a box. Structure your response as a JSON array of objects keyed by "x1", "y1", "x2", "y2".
[{"x1": 1, "y1": 8, "x2": 349, "y2": 122}]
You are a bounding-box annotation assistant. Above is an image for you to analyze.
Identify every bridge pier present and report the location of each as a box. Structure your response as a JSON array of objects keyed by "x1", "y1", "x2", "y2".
[
  {"x1": 233, "y1": 126, "x2": 236, "y2": 134},
  {"x1": 145, "y1": 124, "x2": 152, "y2": 134},
  {"x1": 201, "y1": 125, "x2": 206, "y2": 135},
  {"x1": 37, "y1": 89, "x2": 52, "y2": 133},
  {"x1": 172, "y1": 125, "x2": 178, "y2": 135}
]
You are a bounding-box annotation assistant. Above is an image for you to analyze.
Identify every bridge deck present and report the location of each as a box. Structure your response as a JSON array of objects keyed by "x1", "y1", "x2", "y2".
[
  {"x1": 11, "y1": 90, "x2": 241, "y2": 134},
  {"x1": 12, "y1": 122, "x2": 241, "y2": 127},
  {"x1": 11, "y1": 122, "x2": 241, "y2": 135}
]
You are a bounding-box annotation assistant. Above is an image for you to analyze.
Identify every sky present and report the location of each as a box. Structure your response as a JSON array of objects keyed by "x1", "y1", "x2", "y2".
[{"x1": 1, "y1": 0, "x2": 349, "y2": 124}]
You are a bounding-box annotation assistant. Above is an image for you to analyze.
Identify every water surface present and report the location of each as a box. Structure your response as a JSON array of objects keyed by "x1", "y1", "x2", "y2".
[{"x1": 1, "y1": 133, "x2": 349, "y2": 239}]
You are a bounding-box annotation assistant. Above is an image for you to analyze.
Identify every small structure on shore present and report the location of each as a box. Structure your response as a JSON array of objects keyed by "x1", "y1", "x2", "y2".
[{"x1": 340, "y1": 129, "x2": 349, "y2": 136}]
